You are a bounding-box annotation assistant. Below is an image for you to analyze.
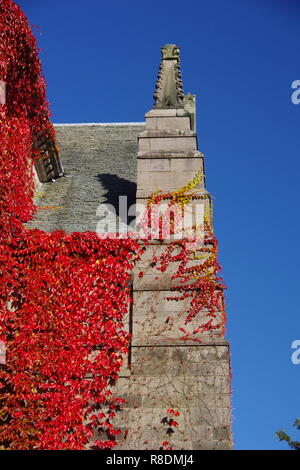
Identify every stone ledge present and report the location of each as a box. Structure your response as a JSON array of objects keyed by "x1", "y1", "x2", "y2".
[
  {"x1": 130, "y1": 338, "x2": 229, "y2": 347},
  {"x1": 137, "y1": 150, "x2": 204, "y2": 159},
  {"x1": 137, "y1": 157, "x2": 204, "y2": 173},
  {"x1": 138, "y1": 130, "x2": 196, "y2": 138},
  {"x1": 145, "y1": 109, "x2": 190, "y2": 117},
  {"x1": 136, "y1": 190, "x2": 211, "y2": 202}
]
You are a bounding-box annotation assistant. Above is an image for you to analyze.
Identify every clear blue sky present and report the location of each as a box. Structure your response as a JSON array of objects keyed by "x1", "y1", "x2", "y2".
[{"x1": 17, "y1": 0, "x2": 300, "y2": 450}]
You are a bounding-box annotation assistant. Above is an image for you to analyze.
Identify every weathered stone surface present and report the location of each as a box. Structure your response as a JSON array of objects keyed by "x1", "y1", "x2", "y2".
[
  {"x1": 139, "y1": 130, "x2": 196, "y2": 138},
  {"x1": 132, "y1": 318, "x2": 223, "y2": 344},
  {"x1": 133, "y1": 243, "x2": 214, "y2": 291},
  {"x1": 137, "y1": 150, "x2": 203, "y2": 159},
  {"x1": 146, "y1": 116, "x2": 191, "y2": 131},
  {"x1": 136, "y1": 155, "x2": 205, "y2": 173},
  {"x1": 134, "y1": 199, "x2": 212, "y2": 240},
  {"x1": 131, "y1": 358, "x2": 229, "y2": 377},
  {"x1": 137, "y1": 170, "x2": 200, "y2": 191},
  {"x1": 153, "y1": 44, "x2": 184, "y2": 109},
  {"x1": 212, "y1": 426, "x2": 231, "y2": 441},
  {"x1": 192, "y1": 440, "x2": 231, "y2": 450},
  {"x1": 136, "y1": 156, "x2": 204, "y2": 195},
  {"x1": 113, "y1": 342, "x2": 231, "y2": 449},
  {"x1": 184, "y1": 93, "x2": 196, "y2": 131},
  {"x1": 126, "y1": 43, "x2": 232, "y2": 447},
  {"x1": 138, "y1": 136, "x2": 197, "y2": 153},
  {"x1": 27, "y1": 124, "x2": 143, "y2": 233},
  {"x1": 145, "y1": 109, "x2": 177, "y2": 117}
]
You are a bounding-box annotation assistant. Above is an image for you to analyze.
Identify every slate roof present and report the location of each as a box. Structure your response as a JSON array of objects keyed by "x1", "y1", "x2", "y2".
[{"x1": 27, "y1": 123, "x2": 144, "y2": 233}]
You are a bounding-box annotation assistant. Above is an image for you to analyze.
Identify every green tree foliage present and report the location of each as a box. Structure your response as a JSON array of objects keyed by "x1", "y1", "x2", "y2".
[{"x1": 276, "y1": 419, "x2": 300, "y2": 450}]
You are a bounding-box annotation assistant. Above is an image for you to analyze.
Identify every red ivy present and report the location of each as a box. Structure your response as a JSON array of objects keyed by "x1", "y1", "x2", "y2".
[
  {"x1": 0, "y1": 0, "x2": 141, "y2": 450},
  {"x1": 0, "y1": 231, "x2": 140, "y2": 449},
  {"x1": 0, "y1": 0, "x2": 227, "y2": 450}
]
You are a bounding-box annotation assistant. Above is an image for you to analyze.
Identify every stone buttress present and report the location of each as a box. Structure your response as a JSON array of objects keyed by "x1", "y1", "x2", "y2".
[{"x1": 113, "y1": 45, "x2": 232, "y2": 450}]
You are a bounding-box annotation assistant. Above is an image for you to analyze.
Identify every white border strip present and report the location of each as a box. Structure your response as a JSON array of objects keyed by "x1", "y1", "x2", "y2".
[{"x1": 54, "y1": 122, "x2": 145, "y2": 127}]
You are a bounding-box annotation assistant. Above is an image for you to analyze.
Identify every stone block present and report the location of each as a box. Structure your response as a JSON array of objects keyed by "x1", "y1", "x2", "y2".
[
  {"x1": 188, "y1": 407, "x2": 231, "y2": 428},
  {"x1": 212, "y1": 426, "x2": 231, "y2": 441},
  {"x1": 137, "y1": 170, "x2": 203, "y2": 191},
  {"x1": 107, "y1": 403, "x2": 231, "y2": 449},
  {"x1": 138, "y1": 136, "x2": 197, "y2": 153},
  {"x1": 170, "y1": 157, "x2": 203, "y2": 172},
  {"x1": 137, "y1": 156, "x2": 203, "y2": 174},
  {"x1": 115, "y1": 372, "x2": 230, "y2": 401},
  {"x1": 112, "y1": 360, "x2": 231, "y2": 449},
  {"x1": 135, "y1": 195, "x2": 212, "y2": 228},
  {"x1": 138, "y1": 158, "x2": 172, "y2": 172},
  {"x1": 131, "y1": 359, "x2": 229, "y2": 378},
  {"x1": 120, "y1": 394, "x2": 142, "y2": 408},
  {"x1": 181, "y1": 375, "x2": 230, "y2": 395},
  {"x1": 133, "y1": 243, "x2": 216, "y2": 291},
  {"x1": 131, "y1": 346, "x2": 172, "y2": 362},
  {"x1": 193, "y1": 440, "x2": 231, "y2": 450},
  {"x1": 139, "y1": 389, "x2": 230, "y2": 411},
  {"x1": 137, "y1": 171, "x2": 203, "y2": 191},
  {"x1": 132, "y1": 302, "x2": 224, "y2": 343},
  {"x1": 130, "y1": 347, "x2": 229, "y2": 377},
  {"x1": 185, "y1": 345, "x2": 230, "y2": 362},
  {"x1": 136, "y1": 159, "x2": 204, "y2": 194},
  {"x1": 145, "y1": 109, "x2": 177, "y2": 117},
  {"x1": 145, "y1": 116, "x2": 191, "y2": 131}
]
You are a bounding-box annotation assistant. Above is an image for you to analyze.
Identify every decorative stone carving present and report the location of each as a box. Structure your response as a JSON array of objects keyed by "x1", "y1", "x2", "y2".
[
  {"x1": 184, "y1": 93, "x2": 196, "y2": 131},
  {"x1": 153, "y1": 44, "x2": 185, "y2": 109}
]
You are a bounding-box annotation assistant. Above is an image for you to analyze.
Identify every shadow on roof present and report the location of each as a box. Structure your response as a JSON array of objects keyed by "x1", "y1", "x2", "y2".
[{"x1": 95, "y1": 173, "x2": 136, "y2": 226}]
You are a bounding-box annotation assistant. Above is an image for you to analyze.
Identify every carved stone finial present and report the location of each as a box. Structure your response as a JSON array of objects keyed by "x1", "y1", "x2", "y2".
[
  {"x1": 153, "y1": 44, "x2": 184, "y2": 109},
  {"x1": 183, "y1": 93, "x2": 196, "y2": 131}
]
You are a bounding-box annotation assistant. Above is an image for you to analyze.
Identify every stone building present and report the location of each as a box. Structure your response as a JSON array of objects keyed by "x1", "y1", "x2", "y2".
[{"x1": 29, "y1": 44, "x2": 232, "y2": 450}]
